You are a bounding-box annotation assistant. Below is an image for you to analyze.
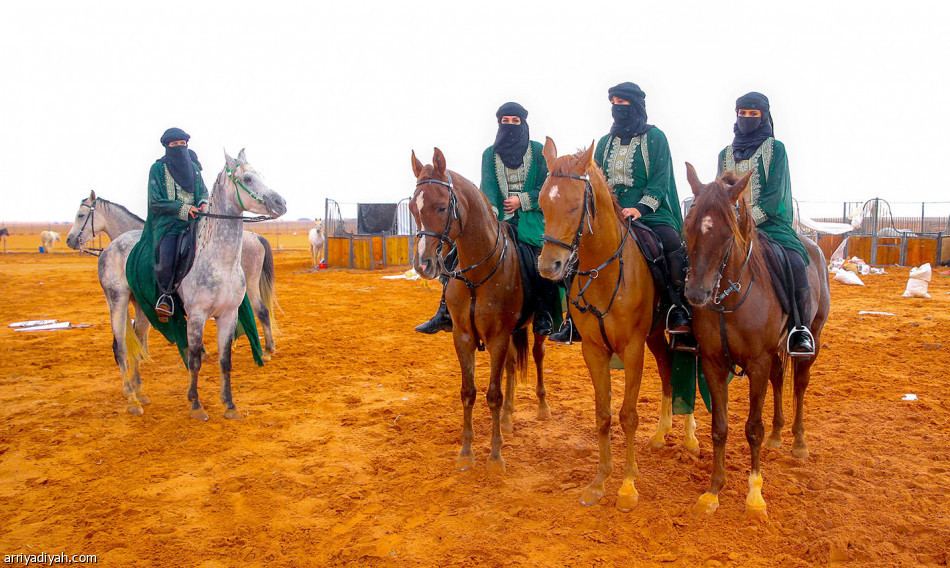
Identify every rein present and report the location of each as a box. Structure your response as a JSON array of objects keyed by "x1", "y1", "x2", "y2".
[
  {"x1": 415, "y1": 173, "x2": 508, "y2": 351},
  {"x1": 703, "y1": 233, "x2": 756, "y2": 377},
  {"x1": 542, "y1": 172, "x2": 631, "y2": 354}
]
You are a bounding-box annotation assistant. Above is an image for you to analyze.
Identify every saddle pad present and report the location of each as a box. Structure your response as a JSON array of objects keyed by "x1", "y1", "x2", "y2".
[
  {"x1": 757, "y1": 232, "x2": 792, "y2": 315},
  {"x1": 628, "y1": 220, "x2": 668, "y2": 293}
]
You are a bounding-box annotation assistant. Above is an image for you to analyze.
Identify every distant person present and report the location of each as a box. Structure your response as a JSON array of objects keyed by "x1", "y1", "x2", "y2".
[
  {"x1": 549, "y1": 82, "x2": 688, "y2": 344},
  {"x1": 415, "y1": 102, "x2": 558, "y2": 337},
  {"x1": 145, "y1": 128, "x2": 208, "y2": 318},
  {"x1": 718, "y1": 92, "x2": 813, "y2": 355}
]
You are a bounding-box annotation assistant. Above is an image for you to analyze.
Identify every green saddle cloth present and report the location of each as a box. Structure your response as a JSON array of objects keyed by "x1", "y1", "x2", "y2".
[
  {"x1": 126, "y1": 237, "x2": 264, "y2": 368},
  {"x1": 671, "y1": 352, "x2": 736, "y2": 415}
]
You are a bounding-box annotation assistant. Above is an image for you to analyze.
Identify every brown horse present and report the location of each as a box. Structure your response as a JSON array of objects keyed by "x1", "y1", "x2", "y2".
[
  {"x1": 682, "y1": 164, "x2": 830, "y2": 519},
  {"x1": 410, "y1": 148, "x2": 549, "y2": 474},
  {"x1": 536, "y1": 138, "x2": 698, "y2": 511}
]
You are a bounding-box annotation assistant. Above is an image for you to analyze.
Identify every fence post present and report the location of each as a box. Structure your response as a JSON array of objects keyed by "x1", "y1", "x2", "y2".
[
  {"x1": 274, "y1": 221, "x2": 280, "y2": 251},
  {"x1": 921, "y1": 202, "x2": 925, "y2": 234}
]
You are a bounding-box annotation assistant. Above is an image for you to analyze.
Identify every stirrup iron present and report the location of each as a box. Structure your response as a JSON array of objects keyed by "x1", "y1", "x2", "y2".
[{"x1": 786, "y1": 326, "x2": 815, "y2": 358}]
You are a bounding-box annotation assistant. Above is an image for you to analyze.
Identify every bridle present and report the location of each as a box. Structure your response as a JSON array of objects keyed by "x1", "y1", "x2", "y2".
[
  {"x1": 197, "y1": 164, "x2": 273, "y2": 222},
  {"x1": 76, "y1": 198, "x2": 103, "y2": 257},
  {"x1": 414, "y1": 172, "x2": 509, "y2": 351},
  {"x1": 541, "y1": 171, "x2": 633, "y2": 354}
]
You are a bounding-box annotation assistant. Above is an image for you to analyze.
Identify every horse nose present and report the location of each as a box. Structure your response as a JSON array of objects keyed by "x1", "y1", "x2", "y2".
[
  {"x1": 685, "y1": 285, "x2": 710, "y2": 306},
  {"x1": 271, "y1": 195, "x2": 287, "y2": 217},
  {"x1": 66, "y1": 234, "x2": 77, "y2": 249}
]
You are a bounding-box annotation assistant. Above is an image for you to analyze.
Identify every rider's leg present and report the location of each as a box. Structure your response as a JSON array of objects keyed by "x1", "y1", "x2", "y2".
[
  {"x1": 787, "y1": 249, "x2": 815, "y2": 354},
  {"x1": 655, "y1": 225, "x2": 692, "y2": 333},
  {"x1": 154, "y1": 233, "x2": 178, "y2": 317},
  {"x1": 415, "y1": 248, "x2": 456, "y2": 334},
  {"x1": 549, "y1": 272, "x2": 581, "y2": 343}
]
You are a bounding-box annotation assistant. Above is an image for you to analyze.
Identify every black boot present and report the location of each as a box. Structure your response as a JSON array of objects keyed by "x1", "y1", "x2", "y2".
[
  {"x1": 154, "y1": 233, "x2": 178, "y2": 320},
  {"x1": 415, "y1": 299, "x2": 453, "y2": 334},
  {"x1": 533, "y1": 311, "x2": 553, "y2": 336},
  {"x1": 549, "y1": 316, "x2": 581, "y2": 344},
  {"x1": 665, "y1": 246, "x2": 692, "y2": 335},
  {"x1": 788, "y1": 285, "x2": 815, "y2": 356}
]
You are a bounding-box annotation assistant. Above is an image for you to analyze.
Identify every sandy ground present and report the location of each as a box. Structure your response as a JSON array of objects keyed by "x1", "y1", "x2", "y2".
[{"x1": 1, "y1": 248, "x2": 949, "y2": 567}]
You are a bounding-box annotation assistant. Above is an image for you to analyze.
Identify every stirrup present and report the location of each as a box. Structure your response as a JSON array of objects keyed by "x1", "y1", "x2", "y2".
[
  {"x1": 786, "y1": 326, "x2": 815, "y2": 358},
  {"x1": 549, "y1": 319, "x2": 577, "y2": 345},
  {"x1": 670, "y1": 332, "x2": 699, "y2": 353},
  {"x1": 155, "y1": 294, "x2": 174, "y2": 321},
  {"x1": 665, "y1": 305, "x2": 692, "y2": 336}
]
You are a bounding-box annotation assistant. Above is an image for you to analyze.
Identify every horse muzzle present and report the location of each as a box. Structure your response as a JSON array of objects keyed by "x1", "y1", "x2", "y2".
[
  {"x1": 685, "y1": 284, "x2": 713, "y2": 308},
  {"x1": 414, "y1": 256, "x2": 440, "y2": 280},
  {"x1": 65, "y1": 233, "x2": 80, "y2": 250},
  {"x1": 266, "y1": 195, "x2": 287, "y2": 218},
  {"x1": 538, "y1": 248, "x2": 569, "y2": 281}
]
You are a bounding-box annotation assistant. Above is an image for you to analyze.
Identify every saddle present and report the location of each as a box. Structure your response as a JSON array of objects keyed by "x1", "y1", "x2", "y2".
[
  {"x1": 627, "y1": 220, "x2": 669, "y2": 293},
  {"x1": 756, "y1": 232, "x2": 793, "y2": 316},
  {"x1": 159, "y1": 222, "x2": 199, "y2": 303}
]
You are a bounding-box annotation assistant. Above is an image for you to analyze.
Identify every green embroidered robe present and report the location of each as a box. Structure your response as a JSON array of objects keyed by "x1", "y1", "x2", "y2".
[
  {"x1": 717, "y1": 138, "x2": 808, "y2": 264},
  {"x1": 144, "y1": 160, "x2": 209, "y2": 247},
  {"x1": 479, "y1": 140, "x2": 548, "y2": 247}
]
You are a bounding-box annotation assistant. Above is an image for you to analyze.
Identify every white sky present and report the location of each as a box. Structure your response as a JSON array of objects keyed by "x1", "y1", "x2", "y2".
[{"x1": 2, "y1": 0, "x2": 948, "y2": 223}]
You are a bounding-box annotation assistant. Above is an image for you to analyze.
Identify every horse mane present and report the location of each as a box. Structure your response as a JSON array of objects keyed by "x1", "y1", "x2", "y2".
[
  {"x1": 548, "y1": 152, "x2": 626, "y2": 224},
  {"x1": 683, "y1": 176, "x2": 769, "y2": 281},
  {"x1": 94, "y1": 197, "x2": 145, "y2": 223}
]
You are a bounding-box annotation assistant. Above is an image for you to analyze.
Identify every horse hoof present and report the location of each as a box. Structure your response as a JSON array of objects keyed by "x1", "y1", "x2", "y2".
[
  {"x1": 189, "y1": 408, "x2": 210, "y2": 421},
  {"x1": 486, "y1": 457, "x2": 506, "y2": 475},
  {"x1": 580, "y1": 485, "x2": 605, "y2": 507},
  {"x1": 456, "y1": 455, "x2": 475, "y2": 471},
  {"x1": 792, "y1": 444, "x2": 809, "y2": 460},
  {"x1": 616, "y1": 485, "x2": 639, "y2": 512},
  {"x1": 127, "y1": 403, "x2": 144, "y2": 416},
  {"x1": 765, "y1": 434, "x2": 782, "y2": 449},
  {"x1": 500, "y1": 416, "x2": 514, "y2": 435},
  {"x1": 683, "y1": 436, "x2": 701, "y2": 455},
  {"x1": 692, "y1": 492, "x2": 719, "y2": 516},
  {"x1": 647, "y1": 434, "x2": 667, "y2": 451},
  {"x1": 261, "y1": 353, "x2": 271, "y2": 363},
  {"x1": 537, "y1": 404, "x2": 552, "y2": 421},
  {"x1": 135, "y1": 392, "x2": 151, "y2": 405},
  {"x1": 744, "y1": 503, "x2": 769, "y2": 523},
  {"x1": 224, "y1": 408, "x2": 244, "y2": 420}
]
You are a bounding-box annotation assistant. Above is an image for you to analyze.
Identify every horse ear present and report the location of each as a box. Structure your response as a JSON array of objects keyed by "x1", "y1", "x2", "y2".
[
  {"x1": 237, "y1": 148, "x2": 247, "y2": 163},
  {"x1": 224, "y1": 149, "x2": 238, "y2": 170},
  {"x1": 573, "y1": 141, "x2": 595, "y2": 175},
  {"x1": 542, "y1": 137, "x2": 558, "y2": 169},
  {"x1": 432, "y1": 148, "x2": 447, "y2": 177},
  {"x1": 90, "y1": 189, "x2": 96, "y2": 201},
  {"x1": 411, "y1": 150, "x2": 425, "y2": 178},
  {"x1": 728, "y1": 170, "x2": 754, "y2": 203},
  {"x1": 685, "y1": 162, "x2": 704, "y2": 196}
]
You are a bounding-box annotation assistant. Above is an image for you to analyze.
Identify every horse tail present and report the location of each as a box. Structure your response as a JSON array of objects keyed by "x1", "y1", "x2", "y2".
[
  {"x1": 257, "y1": 234, "x2": 281, "y2": 332},
  {"x1": 512, "y1": 327, "x2": 529, "y2": 386},
  {"x1": 124, "y1": 315, "x2": 149, "y2": 366}
]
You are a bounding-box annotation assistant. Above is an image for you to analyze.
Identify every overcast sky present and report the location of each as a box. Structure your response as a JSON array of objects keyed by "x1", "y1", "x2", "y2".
[{"x1": 2, "y1": 0, "x2": 948, "y2": 223}]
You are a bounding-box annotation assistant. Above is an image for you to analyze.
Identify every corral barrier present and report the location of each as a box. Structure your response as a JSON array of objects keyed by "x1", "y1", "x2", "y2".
[{"x1": 323, "y1": 198, "x2": 414, "y2": 269}]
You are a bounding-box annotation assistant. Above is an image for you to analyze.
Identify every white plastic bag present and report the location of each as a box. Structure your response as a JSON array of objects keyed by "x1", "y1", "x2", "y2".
[
  {"x1": 902, "y1": 263, "x2": 932, "y2": 298},
  {"x1": 834, "y1": 270, "x2": 865, "y2": 286}
]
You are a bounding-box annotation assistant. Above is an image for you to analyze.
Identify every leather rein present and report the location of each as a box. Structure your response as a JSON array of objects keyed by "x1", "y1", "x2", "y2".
[
  {"x1": 541, "y1": 172, "x2": 633, "y2": 355},
  {"x1": 415, "y1": 173, "x2": 509, "y2": 352}
]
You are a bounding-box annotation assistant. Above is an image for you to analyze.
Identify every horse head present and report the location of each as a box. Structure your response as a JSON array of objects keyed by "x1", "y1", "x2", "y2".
[
  {"x1": 66, "y1": 190, "x2": 98, "y2": 250},
  {"x1": 537, "y1": 137, "x2": 596, "y2": 280},
  {"x1": 221, "y1": 149, "x2": 287, "y2": 218},
  {"x1": 409, "y1": 148, "x2": 459, "y2": 280},
  {"x1": 681, "y1": 163, "x2": 753, "y2": 307}
]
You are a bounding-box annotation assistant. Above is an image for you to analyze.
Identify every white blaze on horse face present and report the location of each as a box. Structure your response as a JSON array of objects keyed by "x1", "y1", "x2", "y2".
[
  {"x1": 415, "y1": 193, "x2": 425, "y2": 216},
  {"x1": 701, "y1": 215, "x2": 714, "y2": 235},
  {"x1": 417, "y1": 234, "x2": 426, "y2": 257},
  {"x1": 549, "y1": 185, "x2": 560, "y2": 200}
]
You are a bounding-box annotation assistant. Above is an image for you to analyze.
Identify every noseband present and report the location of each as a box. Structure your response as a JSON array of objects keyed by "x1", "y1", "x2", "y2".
[{"x1": 541, "y1": 173, "x2": 596, "y2": 267}]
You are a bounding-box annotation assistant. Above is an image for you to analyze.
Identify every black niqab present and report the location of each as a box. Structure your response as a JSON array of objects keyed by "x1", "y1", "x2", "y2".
[
  {"x1": 731, "y1": 92, "x2": 774, "y2": 161},
  {"x1": 159, "y1": 127, "x2": 196, "y2": 193},
  {"x1": 607, "y1": 82, "x2": 652, "y2": 142},
  {"x1": 493, "y1": 102, "x2": 530, "y2": 169}
]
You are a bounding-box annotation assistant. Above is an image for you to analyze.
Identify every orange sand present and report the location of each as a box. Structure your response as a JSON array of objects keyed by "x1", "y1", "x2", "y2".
[{"x1": 0, "y1": 248, "x2": 948, "y2": 567}]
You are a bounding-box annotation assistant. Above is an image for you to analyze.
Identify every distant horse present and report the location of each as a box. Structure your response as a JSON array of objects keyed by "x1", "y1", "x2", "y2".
[
  {"x1": 40, "y1": 231, "x2": 60, "y2": 253},
  {"x1": 536, "y1": 139, "x2": 698, "y2": 511},
  {"x1": 410, "y1": 148, "x2": 549, "y2": 474},
  {"x1": 0, "y1": 228, "x2": 8, "y2": 252},
  {"x1": 98, "y1": 149, "x2": 286, "y2": 418},
  {"x1": 309, "y1": 219, "x2": 325, "y2": 266},
  {"x1": 66, "y1": 190, "x2": 281, "y2": 360},
  {"x1": 682, "y1": 164, "x2": 829, "y2": 519}
]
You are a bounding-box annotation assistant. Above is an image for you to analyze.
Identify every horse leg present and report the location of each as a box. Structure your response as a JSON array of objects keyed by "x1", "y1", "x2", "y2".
[
  {"x1": 616, "y1": 340, "x2": 647, "y2": 512},
  {"x1": 580, "y1": 341, "x2": 613, "y2": 506},
  {"x1": 216, "y1": 311, "x2": 243, "y2": 420},
  {"x1": 533, "y1": 333, "x2": 551, "y2": 420},
  {"x1": 765, "y1": 353, "x2": 785, "y2": 448},
  {"x1": 108, "y1": 292, "x2": 142, "y2": 415},
  {"x1": 693, "y1": 358, "x2": 730, "y2": 516},
  {"x1": 453, "y1": 332, "x2": 477, "y2": 471},
  {"x1": 186, "y1": 313, "x2": 210, "y2": 421},
  {"x1": 791, "y1": 356, "x2": 814, "y2": 459},
  {"x1": 130, "y1": 305, "x2": 152, "y2": 405},
  {"x1": 744, "y1": 359, "x2": 771, "y2": 520},
  {"x1": 485, "y1": 336, "x2": 510, "y2": 475},
  {"x1": 501, "y1": 350, "x2": 515, "y2": 435}
]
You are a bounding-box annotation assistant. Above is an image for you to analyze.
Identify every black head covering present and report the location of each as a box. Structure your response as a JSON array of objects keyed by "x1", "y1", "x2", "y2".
[
  {"x1": 493, "y1": 102, "x2": 530, "y2": 169},
  {"x1": 159, "y1": 127, "x2": 196, "y2": 193},
  {"x1": 607, "y1": 82, "x2": 651, "y2": 142},
  {"x1": 731, "y1": 92, "x2": 774, "y2": 161}
]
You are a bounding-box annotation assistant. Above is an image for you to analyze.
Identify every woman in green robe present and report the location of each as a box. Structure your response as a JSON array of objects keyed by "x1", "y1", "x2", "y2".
[
  {"x1": 550, "y1": 82, "x2": 689, "y2": 344},
  {"x1": 415, "y1": 102, "x2": 557, "y2": 336},
  {"x1": 717, "y1": 92, "x2": 813, "y2": 355}
]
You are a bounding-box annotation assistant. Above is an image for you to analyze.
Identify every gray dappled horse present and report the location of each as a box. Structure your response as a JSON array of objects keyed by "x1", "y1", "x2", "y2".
[
  {"x1": 97, "y1": 149, "x2": 286, "y2": 419},
  {"x1": 66, "y1": 190, "x2": 280, "y2": 360}
]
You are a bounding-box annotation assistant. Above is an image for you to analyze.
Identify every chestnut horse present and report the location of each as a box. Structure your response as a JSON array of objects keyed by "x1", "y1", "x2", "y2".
[
  {"x1": 682, "y1": 164, "x2": 830, "y2": 519},
  {"x1": 410, "y1": 148, "x2": 549, "y2": 474},
  {"x1": 537, "y1": 138, "x2": 698, "y2": 511}
]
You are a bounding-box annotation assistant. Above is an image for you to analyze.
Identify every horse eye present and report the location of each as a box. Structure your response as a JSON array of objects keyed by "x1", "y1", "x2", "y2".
[
  {"x1": 569, "y1": 207, "x2": 579, "y2": 213},
  {"x1": 243, "y1": 174, "x2": 253, "y2": 183},
  {"x1": 437, "y1": 207, "x2": 448, "y2": 214}
]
